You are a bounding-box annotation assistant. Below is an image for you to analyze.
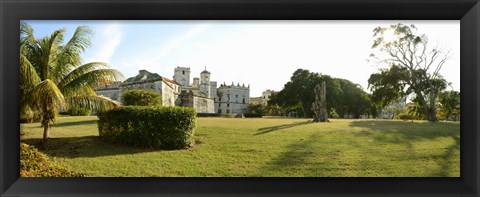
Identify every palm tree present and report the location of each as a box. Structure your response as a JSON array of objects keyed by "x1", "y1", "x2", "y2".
[{"x1": 20, "y1": 23, "x2": 124, "y2": 148}]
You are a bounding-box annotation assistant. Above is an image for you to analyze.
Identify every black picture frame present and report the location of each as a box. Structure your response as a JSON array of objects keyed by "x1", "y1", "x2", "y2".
[{"x1": 1, "y1": 0, "x2": 479, "y2": 196}]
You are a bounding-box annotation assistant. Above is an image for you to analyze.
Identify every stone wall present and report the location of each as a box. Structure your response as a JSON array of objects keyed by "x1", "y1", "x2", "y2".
[
  {"x1": 161, "y1": 81, "x2": 178, "y2": 107},
  {"x1": 179, "y1": 91, "x2": 215, "y2": 113},
  {"x1": 193, "y1": 96, "x2": 215, "y2": 113},
  {"x1": 96, "y1": 88, "x2": 121, "y2": 101}
]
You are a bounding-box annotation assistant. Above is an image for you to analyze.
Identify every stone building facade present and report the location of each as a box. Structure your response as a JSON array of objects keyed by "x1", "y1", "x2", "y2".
[
  {"x1": 96, "y1": 67, "x2": 250, "y2": 114},
  {"x1": 172, "y1": 66, "x2": 250, "y2": 114},
  {"x1": 95, "y1": 69, "x2": 214, "y2": 113},
  {"x1": 249, "y1": 89, "x2": 278, "y2": 106},
  {"x1": 215, "y1": 82, "x2": 250, "y2": 114}
]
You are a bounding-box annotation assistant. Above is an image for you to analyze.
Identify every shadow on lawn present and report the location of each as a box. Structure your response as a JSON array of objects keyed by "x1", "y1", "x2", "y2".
[
  {"x1": 349, "y1": 120, "x2": 460, "y2": 144},
  {"x1": 257, "y1": 133, "x2": 333, "y2": 176},
  {"x1": 348, "y1": 120, "x2": 460, "y2": 177},
  {"x1": 21, "y1": 136, "x2": 160, "y2": 158},
  {"x1": 260, "y1": 120, "x2": 459, "y2": 177},
  {"x1": 254, "y1": 121, "x2": 314, "y2": 135},
  {"x1": 52, "y1": 119, "x2": 98, "y2": 127}
]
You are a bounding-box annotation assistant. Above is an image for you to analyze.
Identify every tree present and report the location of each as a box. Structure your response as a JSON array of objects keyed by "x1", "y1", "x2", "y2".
[
  {"x1": 247, "y1": 103, "x2": 265, "y2": 114},
  {"x1": 270, "y1": 69, "x2": 373, "y2": 118},
  {"x1": 438, "y1": 90, "x2": 460, "y2": 121},
  {"x1": 20, "y1": 23, "x2": 124, "y2": 148},
  {"x1": 121, "y1": 89, "x2": 162, "y2": 106},
  {"x1": 406, "y1": 97, "x2": 426, "y2": 120},
  {"x1": 368, "y1": 23, "x2": 450, "y2": 122}
]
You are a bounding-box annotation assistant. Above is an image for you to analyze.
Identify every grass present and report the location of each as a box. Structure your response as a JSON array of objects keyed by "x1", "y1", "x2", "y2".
[{"x1": 20, "y1": 116, "x2": 460, "y2": 177}]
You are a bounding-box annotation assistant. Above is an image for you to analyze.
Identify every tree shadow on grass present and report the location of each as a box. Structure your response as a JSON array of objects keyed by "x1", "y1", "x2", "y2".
[
  {"x1": 259, "y1": 120, "x2": 460, "y2": 177},
  {"x1": 21, "y1": 136, "x2": 163, "y2": 159},
  {"x1": 52, "y1": 119, "x2": 98, "y2": 127},
  {"x1": 254, "y1": 121, "x2": 314, "y2": 135},
  {"x1": 257, "y1": 133, "x2": 337, "y2": 177},
  {"x1": 349, "y1": 120, "x2": 460, "y2": 144},
  {"x1": 348, "y1": 120, "x2": 460, "y2": 177}
]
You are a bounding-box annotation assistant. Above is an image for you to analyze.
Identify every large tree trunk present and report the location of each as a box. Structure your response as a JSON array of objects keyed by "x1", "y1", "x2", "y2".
[
  {"x1": 415, "y1": 91, "x2": 437, "y2": 122},
  {"x1": 311, "y1": 82, "x2": 329, "y2": 122}
]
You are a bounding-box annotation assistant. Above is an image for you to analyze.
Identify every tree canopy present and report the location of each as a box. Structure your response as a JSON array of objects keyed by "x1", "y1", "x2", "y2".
[
  {"x1": 269, "y1": 69, "x2": 373, "y2": 118},
  {"x1": 368, "y1": 23, "x2": 450, "y2": 122},
  {"x1": 20, "y1": 23, "x2": 124, "y2": 148}
]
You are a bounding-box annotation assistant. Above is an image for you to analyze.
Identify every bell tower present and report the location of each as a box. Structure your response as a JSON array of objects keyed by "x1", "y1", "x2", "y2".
[{"x1": 200, "y1": 66, "x2": 211, "y2": 98}]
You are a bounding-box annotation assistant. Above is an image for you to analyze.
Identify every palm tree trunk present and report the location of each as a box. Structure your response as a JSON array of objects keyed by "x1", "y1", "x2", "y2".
[
  {"x1": 41, "y1": 100, "x2": 50, "y2": 149},
  {"x1": 42, "y1": 122, "x2": 50, "y2": 149}
]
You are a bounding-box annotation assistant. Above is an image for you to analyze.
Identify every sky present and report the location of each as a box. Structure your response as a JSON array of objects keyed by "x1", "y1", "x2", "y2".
[{"x1": 22, "y1": 20, "x2": 460, "y2": 97}]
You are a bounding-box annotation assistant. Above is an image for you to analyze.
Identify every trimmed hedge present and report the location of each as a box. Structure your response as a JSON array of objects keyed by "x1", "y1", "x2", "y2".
[
  {"x1": 97, "y1": 106, "x2": 196, "y2": 149},
  {"x1": 121, "y1": 89, "x2": 162, "y2": 106},
  {"x1": 20, "y1": 143, "x2": 84, "y2": 177},
  {"x1": 244, "y1": 113, "x2": 263, "y2": 118}
]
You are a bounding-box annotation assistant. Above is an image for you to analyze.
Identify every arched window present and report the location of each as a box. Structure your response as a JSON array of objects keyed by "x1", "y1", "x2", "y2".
[{"x1": 182, "y1": 70, "x2": 185, "y2": 75}]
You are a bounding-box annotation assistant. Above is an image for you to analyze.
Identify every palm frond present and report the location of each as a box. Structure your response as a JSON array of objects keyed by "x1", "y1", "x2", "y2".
[
  {"x1": 63, "y1": 26, "x2": 93, "y2": 54},
  {"x1": 31, "y1": 79, "x2": 66, "y2": 110},
  {"x1": 58, "y1": 62, "x2": 113, "y2": 89},
  {"x1": 20, "y1": 23, "x2": 35, "y2": 53},
  {"x1": 67, "y1": 94, "x2": 120, "y2": 111},
  {"x1": 61, "y1": 68, "x2": 124, "y2": 96},
  {"x1": 52, "y1": 26, "x2": 94, "y2": 83},
  {"x1": 20, "y1": 53, "x2": 41, "y2": 88}
]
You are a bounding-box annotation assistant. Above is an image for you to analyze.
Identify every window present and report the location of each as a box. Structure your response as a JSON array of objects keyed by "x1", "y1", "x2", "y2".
[
  {"x1": 182, "y1": 71, "x2": 185, "y2": 74},
  {"x1": 219, "y1": 103, "x2": 221, "y2": 107},
  {"x1": 236, "y1": 95, "x2": 238, "y2": 98},
  {"x1": 219, "y1": 97, "x2": 221, "y2": 101},
  {"x1": 218, "y1": 109, "x2": 221, "y2": 113},
  {"x1": 227, "y1": 109, "x2": 230, "y2": 113},
  {"x1": 227, "y1": 103, "x2": 230, "y2": 107},
  {"x1": 243, "y1": 98, "x2": 245, "y2": 103}
]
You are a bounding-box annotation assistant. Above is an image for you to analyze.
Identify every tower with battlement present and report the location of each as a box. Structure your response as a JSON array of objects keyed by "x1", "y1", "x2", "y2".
[{"x1": 173, "y1": 67, "x2": 191, "y2": 88}]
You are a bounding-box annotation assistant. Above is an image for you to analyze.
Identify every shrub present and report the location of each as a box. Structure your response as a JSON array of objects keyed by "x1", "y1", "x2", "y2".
[
  {"x1": 68, "y1": 107, "x2": 92, "y2": 116},
  {"x1": 20, "y1": 143, "x2": 84, "y2": 177},
  {"x1": 20, "y1": 108, "x2": 42, "y2": 123},
  {"x1": 97, "y1": 106, "x2": 196, "y2": 149},
  {"x1": 121, "y1": 89, "x2": 162, "y2": 106},
  {"x1": 397, "y1": 113, "x2": 414, "y2": 120},
  {"x1": 244, "y1": 113, "x2": 263, "y2": 118}
]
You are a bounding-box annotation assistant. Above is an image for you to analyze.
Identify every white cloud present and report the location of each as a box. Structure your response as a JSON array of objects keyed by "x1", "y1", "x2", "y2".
[{"x1": 84, "y1": 22, "x2": 123, "y2": 64}]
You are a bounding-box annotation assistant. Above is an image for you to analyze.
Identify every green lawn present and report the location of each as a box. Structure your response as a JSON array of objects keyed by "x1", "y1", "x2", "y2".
[{"x1": 20, "y1": 116, "x2": 460, "y2": 177}]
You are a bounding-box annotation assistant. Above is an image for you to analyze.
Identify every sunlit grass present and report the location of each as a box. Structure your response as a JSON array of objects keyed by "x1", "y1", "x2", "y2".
[{"x1": 20, "y1": 116, "x2": 460, "y2": 177}]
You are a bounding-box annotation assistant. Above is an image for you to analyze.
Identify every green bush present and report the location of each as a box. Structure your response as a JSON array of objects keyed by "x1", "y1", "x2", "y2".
[
  {"x1": 20, "y1": 143, "x2": 84, "y2": 177},
  {"x1": 68, "y1": 107, "x2": 92, "y2": 116},
  {"x1": 397, "y1": 113, "x2": 414, "y2": 120},
  {"x1": 20, "y1": 108, "x2": 42, "y2": 123},
  {"x1": 97, "y1": 106, "x2": 196, "y2": 149},
  {"x1": 244, "y1": 113, "x2": 263, "y2": 118},
  {"x1": 121, "y1": 89, "x2": 162, "y2": 106}
]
